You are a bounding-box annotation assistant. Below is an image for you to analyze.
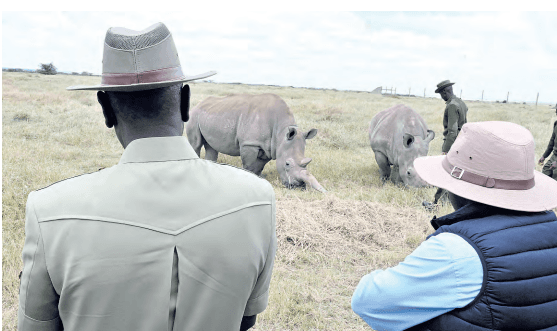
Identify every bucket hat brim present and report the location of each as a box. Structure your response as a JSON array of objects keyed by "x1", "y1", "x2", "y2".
[
  {"x1": 67, "y1": 71, "x2": 216, "y2": 92},
  {"x1": 414, "y1": 155, "x2": 557, "y2": 212}
]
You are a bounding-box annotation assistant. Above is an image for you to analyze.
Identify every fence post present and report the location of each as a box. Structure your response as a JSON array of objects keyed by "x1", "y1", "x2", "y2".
[
  {"x1": 536, "y1": 92, "x2": 539, "y2": 107},
  {"x1": 409, "y1": 87, "x2": 411, "y2": 96},
  {"x1": 460, "y1": 89, "x2": 462, "y2": 99},
  {"x1": 482, "y1": 90, "x2": 484, "y2": 101},
  {"x1": 424, "y1": 88, "x2": 426, "y2": 98},
  {"x1": 507, "y1": 92, "x2": 509, "y2": 103},
  {"x1": 395, "y1": 88, "x2": 396, "y2": 95}
]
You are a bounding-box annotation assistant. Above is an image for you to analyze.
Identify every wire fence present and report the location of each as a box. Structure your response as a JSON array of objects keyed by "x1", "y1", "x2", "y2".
[{"x1": 379, "y1": 86, "x2": 554, "y2": 107}]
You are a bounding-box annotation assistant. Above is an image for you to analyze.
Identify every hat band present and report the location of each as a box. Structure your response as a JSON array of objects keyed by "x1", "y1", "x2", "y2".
[
  {"x1": 101, "y1": 66, "x2": 185, "y2": 86},
  {"x1": 442, "y1": 157, "x2": 535, "y2": 190}
]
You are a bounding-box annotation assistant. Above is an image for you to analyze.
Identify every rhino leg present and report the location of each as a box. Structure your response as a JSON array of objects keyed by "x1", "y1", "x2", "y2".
[
  {"x1": 390, "y1": 165, "x2": 402, "y2": 184},
  {"x1": 186, "y1": 118, "x2": 204, "y2": 157},
  {"x1": 204, "y1": 142, "x2": 219, "y2": 162},
  {"x1": 374, "y1": 151, "x2": 391, "y2": 182},
  {"x1": 240, "y1": 145, "x2": 269, "y2": 176}
]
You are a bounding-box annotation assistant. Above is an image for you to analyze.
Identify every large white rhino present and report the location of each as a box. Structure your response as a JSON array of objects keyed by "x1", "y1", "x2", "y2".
[
  {"x1": 186, "y1": 93, "x2": 326, "y2": 193},
  {"x1": 369, "y1": 104, "x2": 435, "y2": 187}
]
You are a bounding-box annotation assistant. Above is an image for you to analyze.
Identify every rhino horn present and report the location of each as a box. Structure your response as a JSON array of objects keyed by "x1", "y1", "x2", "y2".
[
  {"x1": 300, "y1": 170, "x2": 327, "y2": 193},
  {"x1": 300, "y1": 157, "x2": 312, "y2": 168},
  {"x1": 403, "y1": 133, "x2": 415, "y2": 148}
]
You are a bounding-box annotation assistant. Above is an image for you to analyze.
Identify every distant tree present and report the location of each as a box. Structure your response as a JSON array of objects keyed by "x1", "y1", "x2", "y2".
[
  {"x1": 81, "y1": 71, "x2": 92, "y2": 76},
  {"x1": 72, "y1": 72, "x2": 79, "y2": 75},
  {"x1": 37, "y1": 62, "x2": 57, "y2": 75}
]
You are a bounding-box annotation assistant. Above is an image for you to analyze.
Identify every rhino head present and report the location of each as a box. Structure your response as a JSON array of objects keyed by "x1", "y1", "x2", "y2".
[
  {"x1": 276, "y1": 126, "x2": 327, "y2": 193},
  {"x1": 397, "y1": 130, "x2": 435, "y2": 187}
]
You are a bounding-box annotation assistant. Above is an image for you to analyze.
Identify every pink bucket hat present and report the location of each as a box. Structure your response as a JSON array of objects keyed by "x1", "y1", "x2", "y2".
[
  {"x1": 67, "y1": 22, "x2": 216, "y2": 92},
  {"x1": 414, "y1": 121, "x2": 557, "y2": 212}
]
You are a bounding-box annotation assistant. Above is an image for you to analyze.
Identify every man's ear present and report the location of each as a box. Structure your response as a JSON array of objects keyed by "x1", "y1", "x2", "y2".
[
  {"x1": 97, "y1": 91, "x2": 117, "y2": 128},
  {"x1": 181, "y1": 84, "x2": 191, "y2": 122}
]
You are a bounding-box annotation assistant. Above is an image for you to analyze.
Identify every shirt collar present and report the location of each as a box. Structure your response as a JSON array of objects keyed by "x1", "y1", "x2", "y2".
[
  {"x1": 445, "y1": 94, "x2": 455, "y2": 105},
  {"x1": 119, "y1": 136, "x2": 199, "y2": 164}
]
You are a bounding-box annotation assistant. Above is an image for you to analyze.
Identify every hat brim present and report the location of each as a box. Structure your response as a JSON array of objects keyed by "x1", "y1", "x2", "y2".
[
  {"x1": 66, "y1": 71, "x2": 216, "y2": 92},
  {"x1": 435, "y1": 82, "x2": 455, "y2": 93},
  {"x1": 414, "y1": 155, "x2": 557, "y2": 212}
]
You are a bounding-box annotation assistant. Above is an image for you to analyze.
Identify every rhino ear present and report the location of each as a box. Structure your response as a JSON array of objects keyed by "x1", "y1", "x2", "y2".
[
  {"x1": 286, "y1": 126, "x2": 297, "y2": 140},
  {"x1": 403, "y1": 133, "x2": 415, "y2": 148},
  {"x1": 304, "y1": 128, "x2": 317, "y2": 140},
  {"x1": 426, "y1": 130, "x2": 435, "y2": 142}
]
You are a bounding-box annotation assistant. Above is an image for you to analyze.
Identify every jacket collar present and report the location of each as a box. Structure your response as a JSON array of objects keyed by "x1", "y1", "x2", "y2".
[
  {"x1": 445, "y1": 94, "x2": 455, "y2": 105},
  {"x1": 119, "y1": 136, "x2": 199, "y2": 164},
  {"x1": 430, "y1": 202, "x2": 535, "y2": 230}
]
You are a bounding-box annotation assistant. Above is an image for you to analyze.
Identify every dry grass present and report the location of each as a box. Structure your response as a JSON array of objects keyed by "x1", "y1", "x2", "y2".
[{"x1": 3, "y1": 72, "x2": 556, "y2": 331}]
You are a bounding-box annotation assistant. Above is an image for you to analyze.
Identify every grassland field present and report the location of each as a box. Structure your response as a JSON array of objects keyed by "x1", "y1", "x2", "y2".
[{"x1": 3, "y1": 72, "x2": 557, "y2": 330}]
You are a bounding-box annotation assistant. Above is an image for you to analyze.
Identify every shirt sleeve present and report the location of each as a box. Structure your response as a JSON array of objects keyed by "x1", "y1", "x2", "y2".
[
  {"x1": 442, "y1": 104, "x2": 460, "y2": 153},
  {"x1": 351, "y1": 232, "x2": 483, "y2": 331},
  {"x1": 243, "y1": 193, "x2": 277, "y2": 316},
  {"x1": 18, "y1": 192, "x2": 62, "y2": 331}
]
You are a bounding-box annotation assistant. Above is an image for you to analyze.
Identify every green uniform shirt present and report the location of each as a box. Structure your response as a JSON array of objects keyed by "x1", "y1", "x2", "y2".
[
  {"x1": 18, "y1": 136, "x2": 277, "y2": 331},
  {"x1": 442, "y1": 95, "x2": 468, "y2": 153},
  {"x1": 542, "y1": 120, "x2": 557, "y2": 158}
]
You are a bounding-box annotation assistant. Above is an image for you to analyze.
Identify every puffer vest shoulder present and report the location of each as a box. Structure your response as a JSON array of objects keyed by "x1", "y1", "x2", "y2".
[{"x1": 410, "y1": 205, "x2": 557, "y2": 331}]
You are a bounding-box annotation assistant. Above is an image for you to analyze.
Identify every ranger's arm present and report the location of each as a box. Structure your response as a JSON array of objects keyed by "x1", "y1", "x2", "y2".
[
  {"x1": 542, "y1": 121, "x2": 557, "y2": 159},
  {"x1": 442, "y1": 104, "x2": 460, "y2": 153}
]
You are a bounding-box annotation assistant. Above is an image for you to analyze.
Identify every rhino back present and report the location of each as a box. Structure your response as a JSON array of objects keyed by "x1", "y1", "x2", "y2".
[
  {"x1": 193, "y1": 94, "x2": 295, "y2": 158},
  {"x1": 369, "y1": 104, "x2": 429, "y2": 163}
]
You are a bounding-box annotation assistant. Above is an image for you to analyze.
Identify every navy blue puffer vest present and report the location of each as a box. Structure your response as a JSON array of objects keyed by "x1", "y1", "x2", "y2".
[{"x1": 409, "y1": 203, "x2": 557, "y2": 331}]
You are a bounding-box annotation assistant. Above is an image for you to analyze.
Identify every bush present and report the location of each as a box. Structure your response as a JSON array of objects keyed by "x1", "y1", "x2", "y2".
[{"x1": 37, "y1": 62, "x2": 57, "y2": 75}]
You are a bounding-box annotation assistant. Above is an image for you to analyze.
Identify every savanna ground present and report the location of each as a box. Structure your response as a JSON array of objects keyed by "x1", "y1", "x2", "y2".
[{"x1": 3, "y1": 72, "x2": 556, "y2": 330}]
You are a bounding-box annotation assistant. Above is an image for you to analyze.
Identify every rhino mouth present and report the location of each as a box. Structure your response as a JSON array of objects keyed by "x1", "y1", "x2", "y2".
[{"x1": 283, "y1": 179, "x2": 306, "y2": 189}]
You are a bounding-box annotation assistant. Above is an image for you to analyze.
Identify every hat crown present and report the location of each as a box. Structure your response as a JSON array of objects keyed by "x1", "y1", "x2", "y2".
[
  {"x1": 447, "y1": 122, "x2": 535, "y2": 181},
  {"x1": 105, "y1": 23, "x2": 171, "y2": 51}
]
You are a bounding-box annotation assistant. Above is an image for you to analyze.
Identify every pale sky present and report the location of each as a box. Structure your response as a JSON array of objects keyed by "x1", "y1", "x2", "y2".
[{"x1": 2, "y1": 10, "x2": 556, "y2": 104}]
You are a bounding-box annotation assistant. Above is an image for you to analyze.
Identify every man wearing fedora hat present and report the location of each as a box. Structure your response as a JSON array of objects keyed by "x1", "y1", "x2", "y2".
[
  {"x1": 424, "y1": 80, "x2": 468, "y2": 208},
  {"x1": 353, "y1": 121, "x2": 557, "y2": 331},
  {"x1": 18, "y1": 23, "x2": 276, "y2": 331},
  {"x1": 538, "y1": 104, "x2": 557, "y2": 180}
]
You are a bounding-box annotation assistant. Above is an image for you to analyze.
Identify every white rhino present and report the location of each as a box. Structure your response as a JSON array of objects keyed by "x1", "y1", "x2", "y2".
[
  {"x1": 186, "y1": 93, "x2": 326, "y2": 193},
  {"x1": 369, "y1": 104, "x2": 435, "y2": 186}
]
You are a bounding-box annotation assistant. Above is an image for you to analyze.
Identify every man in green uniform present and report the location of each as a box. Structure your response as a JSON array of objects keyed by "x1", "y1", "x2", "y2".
[
  {"x1": 424, "y1": 80, "x2": 468, "y2": 209},
  {"x1": 538, "y1": 104, "x2": 557, "y2": 180}
]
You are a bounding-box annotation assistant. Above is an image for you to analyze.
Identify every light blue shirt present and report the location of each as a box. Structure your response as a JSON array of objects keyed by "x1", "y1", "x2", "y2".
[{"x1": 351, "y1": 232, "x2": 483, "y2": 331}]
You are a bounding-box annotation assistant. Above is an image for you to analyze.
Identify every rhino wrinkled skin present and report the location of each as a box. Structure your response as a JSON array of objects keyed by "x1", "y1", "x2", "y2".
[
  {"x1": 186, "y1": 93, "x2": 326, "y2": 193},
  {"x1": 369, "y1": 104, "x2": 435, "y2": 187}
]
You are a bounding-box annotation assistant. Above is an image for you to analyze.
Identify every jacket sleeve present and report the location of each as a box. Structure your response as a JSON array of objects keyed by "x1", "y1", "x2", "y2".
[
  {"x1": 542, "y1": 122, "x2": 557, "y2": 158},
  {"x1": 18, "y1": 192, "x2": 62, "y2": 331},
  {"x1": 442, "y1": 104, "x2": 460, "y2": 153},
  {"x1": 243, "y1": 192, "x2": 277, "y2": 317}
]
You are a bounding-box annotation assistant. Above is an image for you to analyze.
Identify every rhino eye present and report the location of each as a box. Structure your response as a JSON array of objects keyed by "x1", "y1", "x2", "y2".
[
  {"x1": 407, "y1": 170, "x2": 411, "y2": 176},
  {"x1": 286, "y1": 161, "x2": 291, "y2": 167}
]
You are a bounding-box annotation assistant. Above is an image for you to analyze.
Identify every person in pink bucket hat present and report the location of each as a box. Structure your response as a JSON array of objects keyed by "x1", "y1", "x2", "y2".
[{"x1": 352, "y1": 121, "x2": 557, "y2": 331}]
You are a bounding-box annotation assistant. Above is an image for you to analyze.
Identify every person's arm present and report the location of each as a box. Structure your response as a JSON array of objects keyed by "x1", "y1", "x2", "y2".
[
  {"x1": 542, "y1": 123, "x2": 556, "y2": 159},
  {"x1": 18, "y1": 192, "x2": 62, "y2": 331},
  {"x1": 442, "y1": 104, "x2": 460, "y2": 153},
  {"x1": 240, "y1": 315, "x2": 257, "y2": 331},
  {"x1": 242, "y1": 195, "x2": 277, "y2": 329},
  {"x1": 351, "y1": 232, "x2": 483, "y2": 331}
]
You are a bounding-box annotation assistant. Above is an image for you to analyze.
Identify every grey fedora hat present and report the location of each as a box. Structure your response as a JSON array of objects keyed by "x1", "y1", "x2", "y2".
[
  {"x1": 435, "y1": 80, "x2": 455, "y2": 93},
  {"x1": 67, "y1": 23, "x2": 216, "y2": 92}
]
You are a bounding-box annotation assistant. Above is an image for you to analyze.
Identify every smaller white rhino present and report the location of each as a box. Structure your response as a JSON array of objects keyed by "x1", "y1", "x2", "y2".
[{"x1": 369, "y1": 104, "x2": 435, "y2": 187}]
